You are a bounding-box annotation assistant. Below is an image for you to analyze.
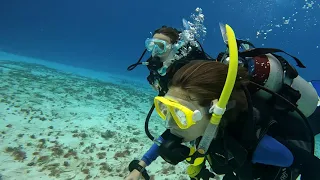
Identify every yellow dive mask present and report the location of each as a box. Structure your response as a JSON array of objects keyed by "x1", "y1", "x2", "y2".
[{"x1": 154, "y1": 96, "x2": 203, "y2": 129}]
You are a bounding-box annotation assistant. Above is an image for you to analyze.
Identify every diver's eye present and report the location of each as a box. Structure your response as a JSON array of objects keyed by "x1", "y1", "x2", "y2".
[{"x1": 155, "y1": 42, "x2": 165, "y2": 50}]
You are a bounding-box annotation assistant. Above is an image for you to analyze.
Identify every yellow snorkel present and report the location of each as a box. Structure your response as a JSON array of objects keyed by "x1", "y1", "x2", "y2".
[{"x1": 186, "y1": 23, "x2": 239, "y2": 172}]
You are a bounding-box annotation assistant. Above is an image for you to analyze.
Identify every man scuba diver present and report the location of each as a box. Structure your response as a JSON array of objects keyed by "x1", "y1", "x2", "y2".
[{"x1": 126, "y1": 22, "x2": 320, "y2": 180}]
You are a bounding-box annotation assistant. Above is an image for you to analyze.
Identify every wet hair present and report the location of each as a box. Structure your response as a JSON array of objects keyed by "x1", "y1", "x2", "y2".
[
  {"x1": 153, "y1": 26, "x2": 181, "y2": 44},
  {"x1": 169, "y1": 60, "x2": 249, "y2": 126}
]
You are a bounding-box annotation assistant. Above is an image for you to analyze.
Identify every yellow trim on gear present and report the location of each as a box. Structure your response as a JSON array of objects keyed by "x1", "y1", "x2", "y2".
[
  {"x1": 210, "y1": 24, "x2": 238, "y2": 125},
  {"x1": 186, "y1": 23, "x2": 239, "y2": 177}
]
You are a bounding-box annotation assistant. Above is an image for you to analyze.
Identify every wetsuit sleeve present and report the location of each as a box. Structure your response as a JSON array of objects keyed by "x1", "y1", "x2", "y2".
[
  {"x1": 141, "y1": 136, "x2": 164, "y2": 166},
  {"x1": 141, "y1": 130, "x2": 171, "y2": 166},
  {"x1": 252, "y1": 135, "x2": 294, "y2": 167}
]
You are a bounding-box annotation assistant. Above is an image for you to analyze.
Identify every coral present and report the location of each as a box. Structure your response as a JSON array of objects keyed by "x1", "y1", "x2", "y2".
[
  {"x1": 129, "y1": 138, "x2": 139, "y2": 143},
  {"x1": 37, "y1": 156, "x2": 50, "y2": 165},
  {"x1": 101, "y1": 130, "x2": 116, "y2": 140},
  {"x1": 5, "y1": 146, "x2": 27, "y2": 162},
  {"x1": 113, "y1": 149, "x2": 130, "y2": 160},
  {"x1": 82, "y1": 168, "x2": 90, "y2": 174},
  {"x1": 96, "y1": 152, "x2": 106, "y2": 159},
  {"x1": 99, "y1": 162, "x2": 112, "y2": 172},
  {"x1": 38, "y1": 139, "x2": 46, "y2": 148},
  {"x1": 63, "y1": 149, "x2": 77, "y2": 158},
  {"x1": 82, "y1": 143, "x2": 97, "y2": 154},
  {"x1": 63, "y1": 161, "x2": 69, "y2": 167},
  {"x1": 161, "y1": 165, "x2": 175, "y2": 175},
  {"x1": 86, "y1": 162, "x2": 94, "y2": 167},
  {"x1": 40, "y1": 163, "x2": 64, "y2": 178},
  {"x1": 50, "y1": 145, "x2": 64, "y2": 157},
  {"x1": 27, "y1": 162, "x2": 35, "y2": 166},
  {"x1": 72, "y1": 130, "x2": 88, "y2": 139}
]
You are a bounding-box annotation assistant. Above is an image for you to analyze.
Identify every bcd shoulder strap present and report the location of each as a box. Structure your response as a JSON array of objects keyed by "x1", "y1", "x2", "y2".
[{"x1": 239, "y1": 48, "x2": 306, "y2": 68}]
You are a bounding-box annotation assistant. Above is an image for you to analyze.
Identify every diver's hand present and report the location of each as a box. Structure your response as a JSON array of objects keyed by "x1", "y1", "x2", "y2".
[
  {"x1": 124, "y1": 169, "x2": 142, "y2": 180},
  {"x1": 126, "y1": 160, "x2": 149, "y2": 180}
]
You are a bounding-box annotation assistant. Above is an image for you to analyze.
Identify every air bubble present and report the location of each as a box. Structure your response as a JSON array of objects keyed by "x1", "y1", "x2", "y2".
[
  {"x1": 177, "y1": 7, "x2": 207, "y2": 60},
  {"x1": 256, "y1": 0, "x2": 317, "y2": 44}
]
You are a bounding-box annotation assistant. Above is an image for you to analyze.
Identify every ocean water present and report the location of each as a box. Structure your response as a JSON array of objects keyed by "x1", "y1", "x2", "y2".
[{"x1": 0, "y1": 1, "x2": 319, "y2": 180}]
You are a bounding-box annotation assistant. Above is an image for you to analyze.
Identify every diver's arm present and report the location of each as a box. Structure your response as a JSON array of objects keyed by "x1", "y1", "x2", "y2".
[
  {"x1": 141, "y1": 136, "x2": 165, "y2": 165},
  {"x1": 140, "y1": 129, "x2": 171, "y2": 166},
  {"x1": 127, "y1": 137, "x2": 163, "y2": 180}
]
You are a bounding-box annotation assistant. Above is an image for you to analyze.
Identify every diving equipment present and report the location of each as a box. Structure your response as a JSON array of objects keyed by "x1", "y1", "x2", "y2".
[
  {"x1": 219, "y1": 44, "x2": 318, "y2": 119},
  {"x1": 154, "y1": 96, "x2": 203, "y2": 129},
  {"x1": 247, "y1": 54, "x2": 317, "y2": 118},
  {"x1": 192, "y1": 23, "x2": 239, "y2": 166},
  {"x1": 310, "y1": 80, "x2": 320, "y2": 106},
  {"x1": 145, "y1": 38, "x2": 172, "y2": 57}
]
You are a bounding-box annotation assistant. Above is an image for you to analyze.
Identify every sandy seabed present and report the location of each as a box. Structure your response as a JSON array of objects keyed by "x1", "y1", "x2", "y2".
[
  {"x1": 0, "y1": 60, "x2": 190, "y2": 180},
  {"x1": 0, "y1": 59, "x2": 319, "y2": 180}
]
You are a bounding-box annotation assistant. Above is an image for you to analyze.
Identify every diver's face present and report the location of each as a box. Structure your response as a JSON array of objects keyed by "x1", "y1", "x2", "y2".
[
  {"x1": 165, "y1": 87, "x2": 210, "y2": 142},
  {"x1": 152, "y1": 33, "x2": 172, "y2": 61}
]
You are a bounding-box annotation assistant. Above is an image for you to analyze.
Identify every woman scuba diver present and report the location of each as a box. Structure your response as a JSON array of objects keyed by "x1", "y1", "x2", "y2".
[{"x1": 125, "y1": 24, "x2": 319, "y2": 180}]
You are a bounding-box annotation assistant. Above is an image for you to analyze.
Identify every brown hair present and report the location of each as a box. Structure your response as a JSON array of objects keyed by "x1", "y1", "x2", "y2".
[
  {"x1": 153, "y1": 26, "x2": 181, "y2": 44},
  {"x1": 169, "y1": 60, "x2": 249, "y2": 126}
]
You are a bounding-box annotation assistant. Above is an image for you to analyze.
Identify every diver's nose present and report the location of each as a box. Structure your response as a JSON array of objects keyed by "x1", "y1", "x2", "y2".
[{"x1": 166, "y1": 114, "x2": 179, "y2": 129}]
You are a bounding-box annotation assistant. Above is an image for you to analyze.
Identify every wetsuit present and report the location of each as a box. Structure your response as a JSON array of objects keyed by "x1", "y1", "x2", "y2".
[
  {"x1": 308, "y1": 106, "x2": 320, "y2": 135},
  {"x1": 141, "y1": 110, "x2": 320, "y2": 180}
]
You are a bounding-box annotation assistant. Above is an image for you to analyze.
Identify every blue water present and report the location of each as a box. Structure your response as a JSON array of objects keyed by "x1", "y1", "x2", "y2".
[
  {"x1": 0, "y1": 0, "x2": 319, "y2": 80},
  {"x1": 0, "y1": 1, "x2": 319, "y2": 179}
]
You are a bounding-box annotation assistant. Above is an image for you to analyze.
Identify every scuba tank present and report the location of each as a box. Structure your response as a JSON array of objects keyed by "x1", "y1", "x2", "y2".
[{"x1": 218, "y1": 42, "x2": 319, "y2": 119}]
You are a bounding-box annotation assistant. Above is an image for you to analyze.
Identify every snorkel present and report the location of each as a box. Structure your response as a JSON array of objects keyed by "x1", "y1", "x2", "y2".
[{"x1": 186, "y1": 23, "x2": 239, "y2": 169}]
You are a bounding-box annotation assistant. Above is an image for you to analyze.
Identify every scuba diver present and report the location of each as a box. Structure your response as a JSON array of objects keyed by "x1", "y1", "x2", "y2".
[
  {"x1": 127, "y1": 25, "x2": 214, "y2": 96},
  {"x1": 125, "y1": 23, "x2": 320, "y2": 180}
]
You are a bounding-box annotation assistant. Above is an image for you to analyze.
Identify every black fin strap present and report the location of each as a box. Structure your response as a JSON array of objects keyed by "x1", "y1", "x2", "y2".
[{"x1": 239, "y1": 48, "x2": 306, "y2": 68}]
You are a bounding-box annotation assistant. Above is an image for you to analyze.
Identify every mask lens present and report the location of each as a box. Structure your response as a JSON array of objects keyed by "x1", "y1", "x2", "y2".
[
  {"x1": 173, "y1": 108, "x2": 188, "y2": 127},
  {"x1": 155, "y1": 99, "x2": 169, "y2": 119},
  {"x1": 159, "y1": 102, "x2": 168, "y2": 116},
  {"x1": 145, "y1": 38, "x2": 168, "y2": 55},
  {"x1": 154, "y1": 41, "x2": 165, "y2": 50}
]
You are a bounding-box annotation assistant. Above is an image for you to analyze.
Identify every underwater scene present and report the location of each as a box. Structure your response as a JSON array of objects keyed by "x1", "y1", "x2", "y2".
[{"x1": 0, "y1": 1, "x2": 320, "y2": 180}]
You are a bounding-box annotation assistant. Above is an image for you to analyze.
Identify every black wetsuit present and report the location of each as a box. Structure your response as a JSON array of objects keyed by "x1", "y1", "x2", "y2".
[
  {"x1": 205, "y1": 111, "x2": 320, "y2": 180},
  {"x1": 308, "y1": 106, "x2": 320, "y2": 135}
]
